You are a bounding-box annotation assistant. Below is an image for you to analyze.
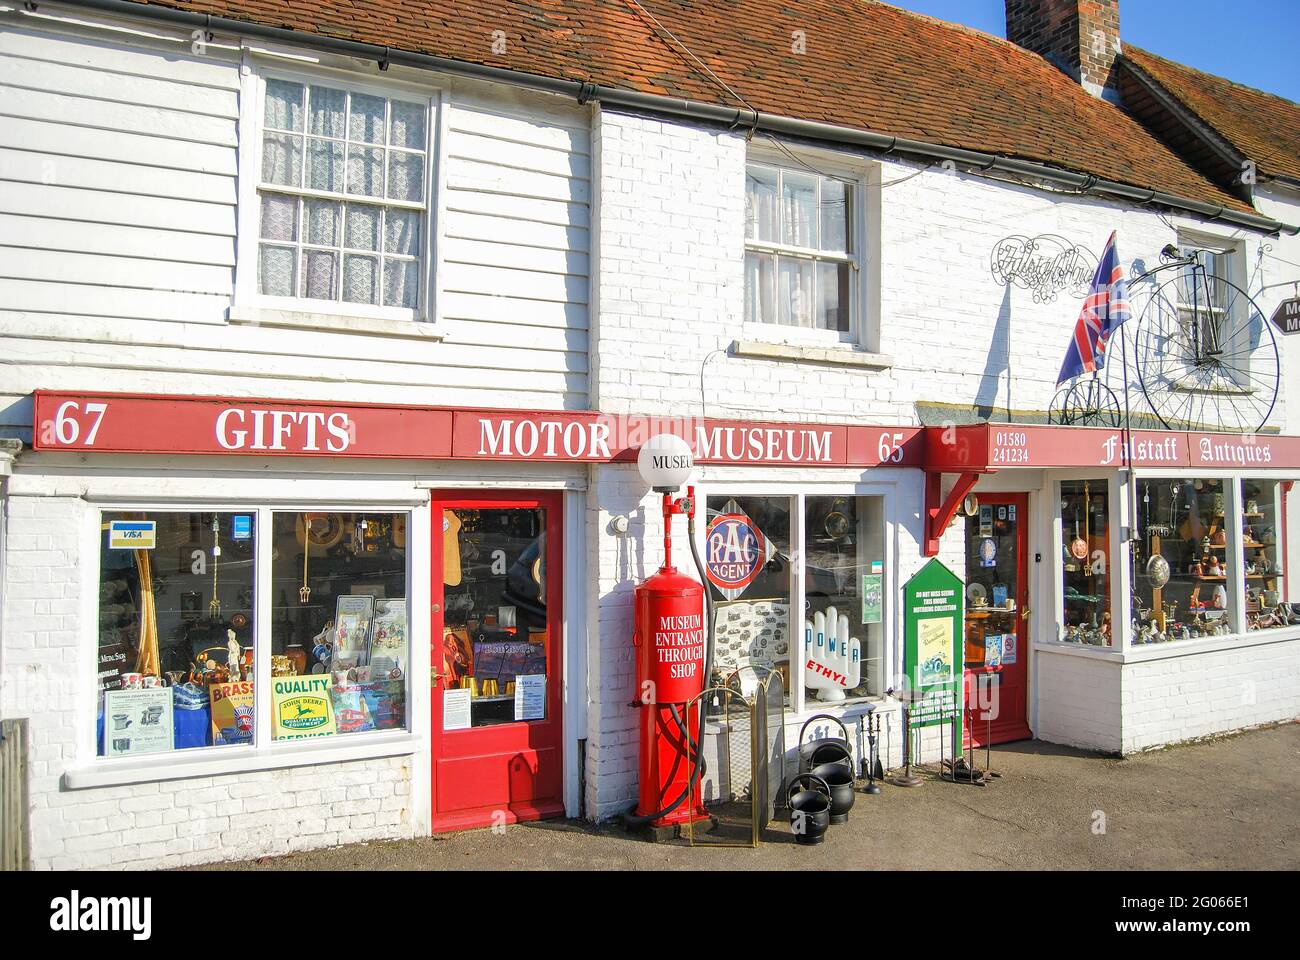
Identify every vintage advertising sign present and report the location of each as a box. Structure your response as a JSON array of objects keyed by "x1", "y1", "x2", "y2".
[
  {"x1": 271, "y1": 675, "x2": 337, "y2": 740},
  {"x1": 108, "y1": 520, "x2": 156, "y2": 550},
  {"x1": 1270, "y1": 297, "x2": 1300, "y2": 335},
  {"x1": 902, "y1": 559, "x2": 965, "y2": 739},
  {"x1": 209, "y1": 680, "x2": 254, "y2": 746},
  {"x1": 705, "y1": 500, "x2": 776, "y2": 600},
  {"x1": 103, "y1": 687, "x2": 173, "y2": 757}
]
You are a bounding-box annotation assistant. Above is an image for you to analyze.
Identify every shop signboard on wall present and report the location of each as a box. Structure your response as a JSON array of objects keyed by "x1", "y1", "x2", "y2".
[
  {"x1": 902, "y1": 559, "x2": 965, "y2": 740},
  {"x1": 1270, "y1": 297, "x2": 1300, "y2": 335},
  {"x1": 32, "y1": 391, "x2": 925, "y2": 469},
  {"x1": 927, "y1": 422, "x2": 1300, "y2": 472},
  {"x1": 989, "y1": 234, "x2": 1098, "y2": 302}
]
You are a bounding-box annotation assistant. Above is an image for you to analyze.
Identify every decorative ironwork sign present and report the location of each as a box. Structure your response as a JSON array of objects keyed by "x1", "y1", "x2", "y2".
[{"x1": 990, "y1": 234, "x2": 1099, "y2": 303}]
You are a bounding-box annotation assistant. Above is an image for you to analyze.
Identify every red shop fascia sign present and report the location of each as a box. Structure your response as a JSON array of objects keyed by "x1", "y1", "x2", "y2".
[
  {"x1": 30, "y1": 390, "x2": 926, "y2": 467},
  {"x1": 30, "y1": 393, "x2": 1300, "y2": 554}
]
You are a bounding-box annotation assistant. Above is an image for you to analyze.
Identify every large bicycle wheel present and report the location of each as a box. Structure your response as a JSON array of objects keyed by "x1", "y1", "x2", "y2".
[{"x1": 1132, "y1": 263, "x2": 1278, "y2": 433}]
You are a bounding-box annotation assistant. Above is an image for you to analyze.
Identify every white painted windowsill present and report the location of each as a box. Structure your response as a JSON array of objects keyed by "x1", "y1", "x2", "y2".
[
  {"x1": 228, "y1": 305, "x2": 444, "y2": 340},
  {"x1": 730, "y1": 339, "x2": 894, "y2": 370},
  {"x1": 1034, "y1": 625, "x2": 1300, "y2": 664},
  {"x1": 62, "y1": 730, "x2": 419, "y2": 790}
]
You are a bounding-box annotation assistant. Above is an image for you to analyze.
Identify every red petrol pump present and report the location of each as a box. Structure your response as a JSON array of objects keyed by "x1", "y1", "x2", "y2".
[{"x1": 626, "y1": 435, "x2": 713, "y2": 830}]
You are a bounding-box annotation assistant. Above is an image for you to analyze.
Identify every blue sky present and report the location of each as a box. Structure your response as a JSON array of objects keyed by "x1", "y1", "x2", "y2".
[{"x1": 888, "y1": 0, "x2": 1300, "y2": 103}]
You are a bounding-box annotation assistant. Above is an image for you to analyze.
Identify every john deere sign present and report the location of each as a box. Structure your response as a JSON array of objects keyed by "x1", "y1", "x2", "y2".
[{"x1": 902, "y1": 558, "x2": 965, "y2": 741}]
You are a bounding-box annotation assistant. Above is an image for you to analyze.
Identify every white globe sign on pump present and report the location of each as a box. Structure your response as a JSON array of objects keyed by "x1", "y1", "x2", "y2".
[{"x1": 637, "y1": 432, "x2": 695, "y2": 492}]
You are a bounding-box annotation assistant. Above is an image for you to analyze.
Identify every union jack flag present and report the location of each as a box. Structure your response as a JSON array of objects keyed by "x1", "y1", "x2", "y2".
[{"x1": 1057, "y1": 230, "x2": 1131, "y2": 384}]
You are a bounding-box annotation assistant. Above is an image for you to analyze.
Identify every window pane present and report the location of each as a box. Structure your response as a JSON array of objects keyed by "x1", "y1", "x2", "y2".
[
  {"x1": 259, "y1": 244, "x2": 296, "y2": 297},
  {"x1": 804, "y1": 496, "x2": 885, "y2": 701},
  {"x1": 306, "y1": 138, "x2": 345, "y2": 192},
  {"x1": 744, "y1": 251, "x2": 775, "y2": 324},
  {"x1": 387, "y1": 150, "x2": 424, "y2": 203},
  {"x1": 1060, "y1": 480, "x2": 1112, "y2": 645},
  {"x1": 303, "y1": 198, "x2": 341, "y2": 246},
  {"x1": 259, "y1": 194, "x2": 298, "y2": 242},
  {"x1": 347, "y1": 145, "x2": 385, "y2": 197},
  {"x1": 345, "y1": 204, "x2": 381, "y2": 251},
  {"x1": 817, "y1": 260, "x2": 851, "y2": 333},
  {"x1": 262, "y1": 132, "x2": 303, "y2": 187},
  {"x1": 348, "y1": 92, "x2": 386, "y2": 144},
  {"x1": 270, "y1": 513, "x2": 409, "y2": 740},
  {"x1": 777, "y1": 256, "x2": 815, "y2": 326},
  {"x1": 389, "y1": 100, "x2": 426, "y2": 149},
  {"x1": 383, "y1": 258, "x2": 419, "y2": 308},
  {"x1": 705, "y1": 495, "x2": 793, "y2": 706},
  {"x1": 97, "y1": 512, "x2": 257, "y2": 756},
  {"x1": 781, "y1": 170, "x2": 817, "y2": 247},
  {"x1": 384, "y1": 208, "x2": 421, "y2": 257},
  {"x1": 343, "y1": 254, "x2": 379, "y2": 304},
  {"x1": 300, "y1": 249, "x2": 338, "y2": 300},
  {"x1": 264, "y1": 79, "x2": 304, "y2": 132},
  {"x1": 1242, "y1": 480, "x2": 1286, "y2": 631},
  {"x1": 308, "y1": 85, "x2": 346, "y2": 138},
  {"x1": 1132, "y1": 479, "x2": 1234, "y2": 642},
  {"x1": 745, "y1": 164, "x2": 778, "y2": 242},
  {"x1": 820, "y1": 178, "x2": 851, "y2": 253},
  {"x1": 440, "y1": 507, "x2": 549, "y2": 726}
]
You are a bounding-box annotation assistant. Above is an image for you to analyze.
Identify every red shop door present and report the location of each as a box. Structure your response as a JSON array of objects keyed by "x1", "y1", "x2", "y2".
[
  {"x1": 963, "y1": 493, "x2": 1032, "y2": 747},
  {"x1": 429, "y1": 491, "x2": 565, "y2": 831}
]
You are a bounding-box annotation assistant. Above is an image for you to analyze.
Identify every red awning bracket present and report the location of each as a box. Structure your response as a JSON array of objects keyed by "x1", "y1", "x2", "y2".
[{"x1": 925, "y1": 471, "x2": 979, "y2": 556}]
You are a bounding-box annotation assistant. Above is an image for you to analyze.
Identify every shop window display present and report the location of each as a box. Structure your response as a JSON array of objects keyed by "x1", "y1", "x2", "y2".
[
  {"x1": 1132, "y1": 479, "x2": 1234, "y2": 642},
  {"x1": 439, "y1": 507, "x2": 550, "y2": 726},
  {"x1": 270, "y1": 512, "x2": 409, "y2": 739},
  {"x1": 97, "y1": 512, "x2": 256, "y2": 757},
  {"x1": 704, "y1": 496, "x2": 793, "y2": 705},
  {"x1": 1059, "y1": 481, "x2": 1112, "y2": 645},
  {"x1": 1241, "y1": 480, "x2": 1292, "y2": 630},
  {"x1": 803, "y1": 496, "x2": 886, "y2": 700}
]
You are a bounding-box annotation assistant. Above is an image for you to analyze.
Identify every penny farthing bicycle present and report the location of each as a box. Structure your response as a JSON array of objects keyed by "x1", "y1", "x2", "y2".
[{"x1": 1126, "y1": 246, "x2": 1279, "y2": 434}]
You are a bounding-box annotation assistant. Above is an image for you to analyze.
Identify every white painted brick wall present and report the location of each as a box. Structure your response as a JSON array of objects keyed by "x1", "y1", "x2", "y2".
[
  {"x1": 1, "y1": 493, "x2": 415, "y2": 870},
  {"x1": 1035, "y1": 650, "x2": 1125, "y2": 752},
  {"x1": 1121, "y1": 637, "x2": 1300, "y2": 752}
]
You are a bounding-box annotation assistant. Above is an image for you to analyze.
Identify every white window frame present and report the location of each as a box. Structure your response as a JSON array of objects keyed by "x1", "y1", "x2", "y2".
[
  {"x1": 694, "y1": 479, "x2": 897, "y2": 718},
  {"x1": 742, "y1": 145, "x2": 874, "y2": 349},
  {"x1": 234, "y1": 57, "x2": 442, "y2": 325},
  {"x1": 71, "y1": 502, "x2": 419, "y2": 788}
]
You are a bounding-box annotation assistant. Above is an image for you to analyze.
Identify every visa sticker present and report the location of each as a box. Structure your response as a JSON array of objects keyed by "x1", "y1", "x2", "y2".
[
  {"x1": 232, "y1": 515, "x2": 252, "y2": 540},
  {"x1": 109, "y1": 521, "x2": 156, "y2": 550}
]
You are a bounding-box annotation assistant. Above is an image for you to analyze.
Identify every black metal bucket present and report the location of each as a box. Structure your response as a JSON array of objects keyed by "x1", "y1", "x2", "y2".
[
  {"x1": 787, "y1": 774, "x2": 831, "y2": 845},
  {"x1": 811, "y1": 761, "x2": 856, "y2": 824},
  {"x1": 798, "y1": 714, "x2": 853, "y2": 773}
]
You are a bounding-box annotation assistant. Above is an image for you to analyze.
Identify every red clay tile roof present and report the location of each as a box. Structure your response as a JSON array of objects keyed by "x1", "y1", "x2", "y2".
[
  {"x1": 126, "y1": 0, "x2": 1254, "y2": 213},
  {"x1": 1125, "y1": 46, "x2": 1300, "y2": 185}
]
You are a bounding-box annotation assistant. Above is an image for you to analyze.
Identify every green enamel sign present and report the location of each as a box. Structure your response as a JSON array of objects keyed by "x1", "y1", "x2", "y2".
[{"x1": 902, "y1": 558, "x2": 965, "y2": 738}]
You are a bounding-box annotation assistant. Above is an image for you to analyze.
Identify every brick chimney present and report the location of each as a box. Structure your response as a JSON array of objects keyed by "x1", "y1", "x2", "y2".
[{"x1": 1006, "y1": 0, "x2": 1122, "y2": 104}]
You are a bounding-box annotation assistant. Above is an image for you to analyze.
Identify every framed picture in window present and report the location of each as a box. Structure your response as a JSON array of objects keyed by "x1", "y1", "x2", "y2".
[{"x1": 333, "y1": 595, "x2": 375, "y2": 669}]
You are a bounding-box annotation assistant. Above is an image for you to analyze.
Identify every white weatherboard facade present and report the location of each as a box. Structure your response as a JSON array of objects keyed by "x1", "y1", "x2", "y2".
[{"x1": 0, "y1": 5, "x2": 1297, "y2": 868}]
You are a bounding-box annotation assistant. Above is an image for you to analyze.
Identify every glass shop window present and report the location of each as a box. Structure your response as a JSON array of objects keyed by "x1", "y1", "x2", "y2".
[
  {"x1": 1132, "y1": 479, "x2": 1234, "y2": 643},
  {"x1": 97, "y1": 512, "x2": 257, "y2": 757},
  {"x1": 803, "y1": 496, "x2": 886, "y2": 701},
  {"x1": 439, "y1": 507, "x2": 550, "y2": 726},
  {"x1": 269, "y1": 513, "x2": 410, "y2": 739},
  {"x1": 1241, "y1": 480, "x2": 1290, "y2": 630},
  {"x1": 705, "y1": 495, "x2": 793, "y2": 706},
  {"x1": 1059, "y1": 481, "x2": 1112, "y2": 645}
]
